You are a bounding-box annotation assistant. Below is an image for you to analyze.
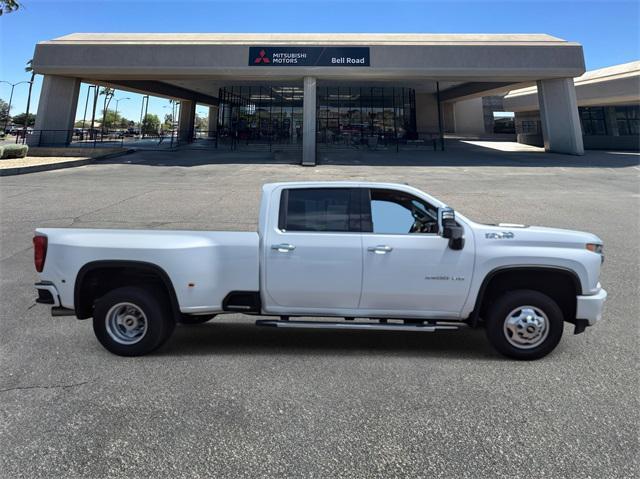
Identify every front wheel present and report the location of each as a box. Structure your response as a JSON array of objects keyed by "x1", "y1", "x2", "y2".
[
  {"x1": 485, "y1": 289, "x2": 564, "y2": 360},
  {"x1": 93, "y1": 286, "x2": 175, "y2": 356}
]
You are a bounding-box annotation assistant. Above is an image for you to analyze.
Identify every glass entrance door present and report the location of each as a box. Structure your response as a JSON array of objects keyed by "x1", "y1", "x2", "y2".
[
  {"x1": 316, "y1": 86, "x2": 417, "y2": 148},
  {"x1": 217, "y1": 86, "x2": 304, "y2": 148}
]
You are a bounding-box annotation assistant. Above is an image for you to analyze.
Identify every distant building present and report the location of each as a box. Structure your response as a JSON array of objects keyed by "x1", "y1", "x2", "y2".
[{"x1": 504, "y1": 61, "x2": 640, "y2": 151}]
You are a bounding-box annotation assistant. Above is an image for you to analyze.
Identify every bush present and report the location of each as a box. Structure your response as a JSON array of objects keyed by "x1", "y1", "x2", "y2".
[
  {"x1": 1, "y1": 144, "x2": 28, "y2": 159},
  {"x1": 0, "y1": 146, "x2": 3, "y2": 158}
]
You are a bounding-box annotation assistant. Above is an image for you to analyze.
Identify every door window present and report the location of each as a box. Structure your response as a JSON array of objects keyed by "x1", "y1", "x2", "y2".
[
  {"x1": 368, "y1": 189, "x2": 438, "y2": 234},
  {"x1": 279, "y1": 188, "x2": 360, "y2": 232}
]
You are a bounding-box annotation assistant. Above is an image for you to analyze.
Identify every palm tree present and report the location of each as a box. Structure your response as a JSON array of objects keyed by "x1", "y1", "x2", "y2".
[
  {"x1": 99, "y1": 87, "x2": 115, "y2": 133},
  {"x1": 0, "y1": 0, "x2": 21, "y2": 15},
  {"x1": 22, "y1": 59, "x2": 35, "y2": 141}
]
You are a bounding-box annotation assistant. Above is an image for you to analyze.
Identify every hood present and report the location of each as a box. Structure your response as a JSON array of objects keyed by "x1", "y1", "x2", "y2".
[{"x1": 474, "y1": 222, "x2": 602, "y2": 249}]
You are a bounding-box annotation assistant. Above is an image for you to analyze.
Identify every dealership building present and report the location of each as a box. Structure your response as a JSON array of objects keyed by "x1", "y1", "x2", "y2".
[
  {"x1": 31, "y1": 33, "x2": 589, "y2": 164},
  {"x1": 505, "y1": 61, "x2": 639, "y2": 151}
]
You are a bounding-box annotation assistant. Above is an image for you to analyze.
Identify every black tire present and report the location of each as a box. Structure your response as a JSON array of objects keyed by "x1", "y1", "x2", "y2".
[
  {"x1": 485, "y1": 289, "x2": 564, "y2": 360},
  {"x1": 178, "y1": 314, "x2": 216, "y2": 325},
  {"x1": 93, "y1": 286, "x2": 175, "y2": 356}
]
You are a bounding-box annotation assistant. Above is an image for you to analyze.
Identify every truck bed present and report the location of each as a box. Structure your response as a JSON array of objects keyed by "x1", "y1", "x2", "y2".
[{"x1": 36, "y1": 228, "x2": 260, "y2": 313}]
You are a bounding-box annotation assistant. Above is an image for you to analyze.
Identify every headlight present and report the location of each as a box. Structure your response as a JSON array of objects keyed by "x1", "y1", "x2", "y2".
[
  {"x1": 586, "y1": 243, "x2": 603, "y2": 254},
  {"x1": 586, "y1": 243, "x2": 604, "y2": 263}
]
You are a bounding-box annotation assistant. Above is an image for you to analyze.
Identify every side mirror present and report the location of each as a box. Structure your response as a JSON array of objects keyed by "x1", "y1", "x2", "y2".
[{"x1": 438, "y1": 207, "x2": 465, "y2": 250}]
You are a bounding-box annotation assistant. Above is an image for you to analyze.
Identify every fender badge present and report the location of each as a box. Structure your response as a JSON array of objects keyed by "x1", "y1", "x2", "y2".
[{"x1": 485, "y1": 232, "x2": 515, "y2": 239}]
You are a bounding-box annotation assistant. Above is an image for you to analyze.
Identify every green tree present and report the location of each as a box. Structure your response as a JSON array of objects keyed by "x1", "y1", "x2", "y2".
[
  {"x1": 141, "y1": 113, "x2": 160, "y2": 135},
  {"x1": 11, "y1": 112, "x2": 35, "y2": 127},
  {"x1": 0, "y1": 0, "x2": 21, "y2": 15},
  {"x1": 101, "y1": 109, "x2": 129, "y2": 129},
  {"x1": 195, "y1": 114, "x2": 208, "y2": 131},
  {"x1": 0, "y1": 99, "x2": 9, "y2": 124},
  {"x1": 163, "y1": 113, "x2": 173, "y2": 131}
]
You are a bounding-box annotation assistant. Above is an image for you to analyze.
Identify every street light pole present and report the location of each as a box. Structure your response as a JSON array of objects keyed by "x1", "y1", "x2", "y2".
[
  {"x1": 139, "y1": 95, "x2": 149, "y2": 138},
  {"x1": 0, "y1": 80, "x2": 31, "y2": 133},
  {"x1": 113, "y1": 97, "x2": 130, "y2": 130}
]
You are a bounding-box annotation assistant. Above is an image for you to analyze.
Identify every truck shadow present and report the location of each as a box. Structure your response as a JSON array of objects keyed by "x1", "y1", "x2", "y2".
[{"x1": 159, "y1": 322, "x2": 499, "y2": 360}]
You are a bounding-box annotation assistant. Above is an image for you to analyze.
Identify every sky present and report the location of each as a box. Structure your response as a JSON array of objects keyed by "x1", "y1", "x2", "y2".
[{"x1": 0, "y1": 0, "x2": 638, "y2": 124}]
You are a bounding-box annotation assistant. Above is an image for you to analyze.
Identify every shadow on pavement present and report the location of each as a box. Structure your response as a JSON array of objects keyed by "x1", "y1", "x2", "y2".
[
  {"x1": 158, "y1": 322, "x2": 499, "y2": 360},
  {"x1": 97, "y1": 139, "x2": 640, "y2": 168}
]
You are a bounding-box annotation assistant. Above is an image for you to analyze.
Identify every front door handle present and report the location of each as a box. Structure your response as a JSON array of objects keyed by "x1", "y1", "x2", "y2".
[
  {"x1": 367, "y1": 245, "x2": 393, "y2": 254},
  {"x1": 272, "y1": 243, "x2": 296, "y2": 253}
]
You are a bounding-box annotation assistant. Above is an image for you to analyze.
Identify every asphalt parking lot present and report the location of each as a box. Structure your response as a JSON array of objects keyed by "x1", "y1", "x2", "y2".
[{"x1": 1, "y1": 145, "x2": 638, "y2": 478}]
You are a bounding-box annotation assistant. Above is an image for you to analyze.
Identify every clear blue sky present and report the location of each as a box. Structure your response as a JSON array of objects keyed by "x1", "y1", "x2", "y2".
[{"x1": 1, "y1": 0, "x2": 638, "y2": 123}]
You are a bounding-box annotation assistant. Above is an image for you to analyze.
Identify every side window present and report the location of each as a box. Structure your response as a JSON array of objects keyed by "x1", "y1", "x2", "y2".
[
  {"x1": 279, "y1": 188, "x2": 359, "y2": 232},
  {"x1": 369, "y1": 189, "x2": 438, "y2": 234}
]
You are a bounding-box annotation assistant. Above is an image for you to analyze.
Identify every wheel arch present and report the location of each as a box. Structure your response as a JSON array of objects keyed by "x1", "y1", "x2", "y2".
[
  {"x1": 74, "y1": 260, "x2": 180, "y2": 319},
  {"x1": 469, "y1": 266, "x2": 581, "y2": 327}
]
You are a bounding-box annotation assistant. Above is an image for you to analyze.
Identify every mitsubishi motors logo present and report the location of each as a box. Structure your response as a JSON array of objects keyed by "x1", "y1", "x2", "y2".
[{"x1": 254, "y1": 49, "x2": 270, "y2": 64}]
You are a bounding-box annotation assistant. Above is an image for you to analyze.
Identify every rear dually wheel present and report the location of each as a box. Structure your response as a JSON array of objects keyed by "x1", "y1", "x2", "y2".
[{"x1": 92, "y1": 286, "x2": 175, "y2": 356}]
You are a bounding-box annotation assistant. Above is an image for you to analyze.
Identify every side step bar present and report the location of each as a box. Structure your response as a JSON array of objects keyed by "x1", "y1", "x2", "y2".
[{"x1": 255, "y1": 319, "x2": 460, "y2": 332}]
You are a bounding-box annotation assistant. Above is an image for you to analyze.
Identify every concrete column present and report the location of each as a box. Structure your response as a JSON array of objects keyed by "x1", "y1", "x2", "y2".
[
  {"x1": 302, "y1": 77, "x2": 316, "y2": 166},
  {"x1": 443, "y1": 102, "x2": 455, "y2": 133},
  {"x1": 415, "y1": 93, "x2": 439, "y2": 133},
  {"x1": 537, "y1": 78, "x2": 584, "y2": 155},
  {"x1": 178, "y1": 100, "x2": 196, "y2": 143},
  {"x1": 452, "y1": 97, "x2": 485, "y2": 135},
  {"x1": 30, "y1": 75, "x2": 81, "y2": 146},
  {"x1": 208, "y1": 106, "x2": 218, "y2": 137}
]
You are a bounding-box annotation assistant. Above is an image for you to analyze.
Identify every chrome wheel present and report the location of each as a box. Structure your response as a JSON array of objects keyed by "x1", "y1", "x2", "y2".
[
  {"x1": 105, "y1": 302, "x2": 148, "y2": 345},
  {"x1": 503, "y1": 305, "x2": 549, "y2": 349}
]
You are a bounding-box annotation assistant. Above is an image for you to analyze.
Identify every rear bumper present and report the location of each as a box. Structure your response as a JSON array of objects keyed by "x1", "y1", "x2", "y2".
[
  {"x1": 576, "y1": 286, "x2": 607, "y2": 326},
  {"x1": 35, "y1": 282, "x2": 60, "y2": 307}
]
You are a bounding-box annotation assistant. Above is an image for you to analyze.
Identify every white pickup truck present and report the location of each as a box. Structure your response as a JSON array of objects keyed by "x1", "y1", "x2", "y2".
[{"x1": 33, "y1": 181, "x2": 606, "y2": 359}]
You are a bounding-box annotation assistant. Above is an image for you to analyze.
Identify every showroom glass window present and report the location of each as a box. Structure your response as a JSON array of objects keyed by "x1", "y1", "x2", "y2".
[
  {"x1": 579, "y1": 107, "x2": 607, "y2": 135},
  {"x1": 615, "y1": 105, "x2": 639, "y2": 135}
]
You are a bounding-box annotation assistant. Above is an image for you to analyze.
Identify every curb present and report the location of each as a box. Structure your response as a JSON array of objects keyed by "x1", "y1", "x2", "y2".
[{"x1": 0, "y1": 149, "x2": 135, "y2": 176}]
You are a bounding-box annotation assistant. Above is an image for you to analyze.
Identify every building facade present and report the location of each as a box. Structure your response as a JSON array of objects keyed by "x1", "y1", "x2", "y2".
[
  {"x1": 31, "y1": 33, "x2": 588, "y2": 163},
  {"x1": 504, "y1": 61, "x2": 640, "y2": 151}
]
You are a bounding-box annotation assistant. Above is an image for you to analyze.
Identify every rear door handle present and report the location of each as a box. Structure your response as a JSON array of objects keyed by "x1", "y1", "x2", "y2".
[
  {"x1": 272, "y1": 243, "x2": 296, "y2": 253},
  {"x1": 367, "y1": 245, "x2": 393, "y2": 254}
]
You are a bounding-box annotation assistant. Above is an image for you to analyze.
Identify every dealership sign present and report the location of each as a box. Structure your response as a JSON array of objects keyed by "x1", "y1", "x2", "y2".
[{"x1": 249, "y1": 47, "x2": 370, "y2": 67}]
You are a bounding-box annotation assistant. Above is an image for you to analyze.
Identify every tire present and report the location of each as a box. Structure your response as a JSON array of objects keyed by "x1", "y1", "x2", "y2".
[
  {"x1": 92, "y1": 286, "x2": 175, "y2": 356},
  {"x1": 179, "y1": 314, "x2": 216, "y2": 325},
  {"x1": 485, "y1": 289, "x2": 564, "y2": 360}
]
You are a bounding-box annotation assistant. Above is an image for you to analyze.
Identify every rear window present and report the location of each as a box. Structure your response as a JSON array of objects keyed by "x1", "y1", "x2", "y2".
[{"x1": 279, "y1": 188, "x2": 359, "y2": 232}]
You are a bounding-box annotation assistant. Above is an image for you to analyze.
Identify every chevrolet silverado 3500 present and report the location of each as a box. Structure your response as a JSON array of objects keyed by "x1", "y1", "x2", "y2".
[{"x1": 33, "y1": 182, "x2": 607, "y2": 359}]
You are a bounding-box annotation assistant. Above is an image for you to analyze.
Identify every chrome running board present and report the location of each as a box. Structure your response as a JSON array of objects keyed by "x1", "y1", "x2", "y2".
[{"x1": 255, "y1": 319, "x2": 460, "y2": 332}]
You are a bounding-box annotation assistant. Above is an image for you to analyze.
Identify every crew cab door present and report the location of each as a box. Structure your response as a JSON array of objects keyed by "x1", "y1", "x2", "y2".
[
  {"x1": 358, "y1": 188, "x2": 474, "y2": 317},
  {"x1": 262, "y1": 187, "x2": 364, "y2": 313}
]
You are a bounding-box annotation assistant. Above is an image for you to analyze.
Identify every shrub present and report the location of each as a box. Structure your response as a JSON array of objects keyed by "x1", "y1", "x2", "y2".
[
  {"x1": 1, "y1": 144, "x2": 29, "y2": 159},
  {"x1": 0, "y1": 146, "x2": 3, "y2": 158}
]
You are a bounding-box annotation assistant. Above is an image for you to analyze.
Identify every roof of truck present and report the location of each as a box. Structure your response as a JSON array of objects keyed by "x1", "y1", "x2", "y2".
[{"x1": 262, "y1": 181, "x2": 447, "y2": 207}]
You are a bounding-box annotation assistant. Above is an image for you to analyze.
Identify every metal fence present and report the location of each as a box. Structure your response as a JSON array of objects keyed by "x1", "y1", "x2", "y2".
[
  {"x1": 12, "y1": 129, "x2": 182, "y2": 150},
  {"x1": 7, "y1": 128, "x2": 444, "y2": 153}
]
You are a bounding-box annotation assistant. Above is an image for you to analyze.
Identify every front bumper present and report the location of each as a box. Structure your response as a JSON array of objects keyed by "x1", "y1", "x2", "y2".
[{"x1": 576, "y1": 286, "x2": 607, "y2": 326}]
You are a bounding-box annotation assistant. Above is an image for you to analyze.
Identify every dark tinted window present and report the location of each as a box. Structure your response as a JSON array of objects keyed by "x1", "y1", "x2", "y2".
[{"x1": 279, "y1": 188, "x2": 359, "y2": 232}]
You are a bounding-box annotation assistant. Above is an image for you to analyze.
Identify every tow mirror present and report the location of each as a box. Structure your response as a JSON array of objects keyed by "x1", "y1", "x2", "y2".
[{"x1": 437, "y1": 207, "x2": 465, "y2": 250}]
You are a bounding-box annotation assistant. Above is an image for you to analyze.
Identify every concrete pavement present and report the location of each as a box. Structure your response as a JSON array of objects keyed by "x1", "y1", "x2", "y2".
[{"x1": 0, "y1": 148, "x2": 638, "y2": 478}]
